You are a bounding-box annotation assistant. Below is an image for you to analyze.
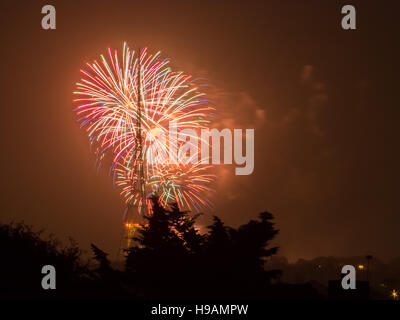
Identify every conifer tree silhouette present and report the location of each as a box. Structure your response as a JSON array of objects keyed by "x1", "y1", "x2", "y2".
[{"x1": 125, "y1": 197, "x2": 280, "y2": 299}]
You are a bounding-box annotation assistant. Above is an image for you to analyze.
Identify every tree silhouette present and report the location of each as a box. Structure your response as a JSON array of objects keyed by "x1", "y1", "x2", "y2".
[
  {"x1": 125, "y1": 198, "x2": 280, "y2": 299},
  {"x1": 91, "y1": 243, "x2": 111, "y2": 275},
  {"x1": 125, "y1": 198, "x2": 204, "y2": 298},
  {"x1": 90, "y1": 243, "x2": 127, "y2": 298},
  {"x1": 0, "y1": 200, "x2": 282, "y2": 299},
  {"x1": 200, "y1": 212, "x2": 281, "y2": 298},
  {"x1": 0, "y1": 222, "x2": 87, "y2": 298}
]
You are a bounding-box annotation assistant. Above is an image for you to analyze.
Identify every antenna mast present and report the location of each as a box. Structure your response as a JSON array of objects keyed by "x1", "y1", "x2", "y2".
[
  {"x1": 135, "y1": 47, "x2": 146, "y2": 213},
  {"x1": 121, "y1": 47, "x2": 147, "y2": 252}
]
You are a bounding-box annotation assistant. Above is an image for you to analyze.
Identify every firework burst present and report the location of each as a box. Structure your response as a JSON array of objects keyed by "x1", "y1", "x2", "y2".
[{"x1": 74, "y1": 43, "x2": 214, "y2": 214}]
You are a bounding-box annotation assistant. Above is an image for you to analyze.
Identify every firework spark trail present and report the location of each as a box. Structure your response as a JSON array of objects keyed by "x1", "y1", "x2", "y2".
[{"x1": 74, "y1": 43, "x2": 215, "y2": 214}]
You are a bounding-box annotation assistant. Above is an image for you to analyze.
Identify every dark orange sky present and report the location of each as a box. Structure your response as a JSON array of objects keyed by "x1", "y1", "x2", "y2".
[{"x1": 0, "y1": 0, "x2": 399, "y2": 262}]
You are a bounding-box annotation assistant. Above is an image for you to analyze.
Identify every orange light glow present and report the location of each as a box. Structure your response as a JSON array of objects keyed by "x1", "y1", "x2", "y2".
[{"x1": 124, "y1": 222, "x2": 141, "y2": 229}]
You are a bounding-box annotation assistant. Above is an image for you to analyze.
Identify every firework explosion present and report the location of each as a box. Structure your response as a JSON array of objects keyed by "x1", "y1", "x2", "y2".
[{"x1": 74, "y1": 43, "x2": 214, "y2": 215}]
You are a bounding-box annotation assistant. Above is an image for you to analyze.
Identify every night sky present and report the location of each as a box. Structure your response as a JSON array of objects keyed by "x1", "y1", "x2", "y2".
[{"x1": 1, "y1": 0, "x2": 399, "y2": 262}]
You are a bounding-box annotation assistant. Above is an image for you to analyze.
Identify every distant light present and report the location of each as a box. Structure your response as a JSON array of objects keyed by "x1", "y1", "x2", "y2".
[
  {"x1": 317, "y1": 264, "x2": 322, "y2": 269},
  {"x1": 357, "y1": 264, "x2": 365, "y2": 270},
  {"x1": 391, "y1": 289, "x2": 399, "y2": 300}
]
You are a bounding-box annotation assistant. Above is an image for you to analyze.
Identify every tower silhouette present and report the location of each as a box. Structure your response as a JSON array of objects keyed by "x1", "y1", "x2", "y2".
[{"x1": 121, "y1": 48, "x2": 148, "y2": 252}]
